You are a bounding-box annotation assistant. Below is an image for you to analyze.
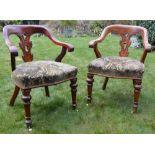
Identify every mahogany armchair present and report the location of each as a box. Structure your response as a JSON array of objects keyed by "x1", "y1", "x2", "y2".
[
  {"x1": 3, "y1": 25, "x2": 78, "y2": 129},
  {"x1": 87, "y1": 24, "x2": 151, "y2": 113}
]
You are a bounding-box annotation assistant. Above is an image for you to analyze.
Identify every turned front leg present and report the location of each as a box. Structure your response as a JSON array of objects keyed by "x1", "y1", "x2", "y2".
[
  {"x1": 21, "y1": 89, "x2": 32, "y2": 129},
  {"x1": 133, "y1": 79, "x2": 142, "y2": 113},
  {"x1": 87, "y1": 73, "x2": 94, "y2": 103},
  {"x1": 70, "y1": 78, "x2": 78, "y2": 110}
]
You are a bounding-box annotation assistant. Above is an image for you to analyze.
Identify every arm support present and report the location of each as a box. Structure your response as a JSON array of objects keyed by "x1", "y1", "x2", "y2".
[
  {"x1": 3, "y1": 35, "x2": 19, "y2": 71},
  {"x1": 8, "y1": 45, "x2": 18, "y2": 56},
  {"x1": 140, "y1": 28, "x2": 152, "y2": 63},
  {"x1": 3, "y1": 26, "x2": 19, "y2": 57},
  {"x1": 142, "y1": 28, "x2": 151, "y2": 52},
  {"x1": 8, "y1": 46, "x2": 18, "y2": 71},
  {"x1": 50, "y1": 36, "x2": 74, "y2": 52},
  {"x1": 49, "y1": 35, "x2": 74, "y2": 61},
  {"x1": 89, "y1": 27, "x2": 109, "y2": 48},
  {"x1": 43, "y1": 28, "x2": 74, "y2": 61},
  {"x1": 89, "y1": 27, "x2": 110, "y2": 58},
  {"x1": 43, "y1": 28, "x2": 74, "y2": 52}
]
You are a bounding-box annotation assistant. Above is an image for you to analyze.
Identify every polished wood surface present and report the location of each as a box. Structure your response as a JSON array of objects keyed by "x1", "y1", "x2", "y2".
[
  {"x1": 70, "y1": 78, "x2": 78, "y2": 109},
  {"x1": 87, "y1": 73, "x2": 94, "y2": 103}
]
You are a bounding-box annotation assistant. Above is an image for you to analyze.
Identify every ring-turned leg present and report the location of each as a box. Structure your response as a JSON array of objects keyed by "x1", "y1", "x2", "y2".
[
  {"x1": 70, "y1": 78, "x2": 78, "y2": 110},
  {"x1": 102, "y1": 77, "x2": 109, "y2": 90},
  {"x1": 87, "y1": 73, "x2": 94, "y2": 103},
  {"x1": 44, "y1": 86, "x2": 50, "y2": 97},
  {"x1": 10, "y1": 85, "x2": 20, "y2": 106},
  {"x1": 133, "y1": 79, "x2": 142, "y2": 113},
  {"x1": 21, "y1": 89, "x2": 32, "y2": 129}
]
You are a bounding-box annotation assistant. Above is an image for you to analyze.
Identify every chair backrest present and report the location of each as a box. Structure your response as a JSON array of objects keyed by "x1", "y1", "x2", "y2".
[
  {"x1": 3, "y1": 25, "x2": 51, "y2": 62},
  {"x1": 101, "y1": 24, "x2": 147, "y2": 57}
]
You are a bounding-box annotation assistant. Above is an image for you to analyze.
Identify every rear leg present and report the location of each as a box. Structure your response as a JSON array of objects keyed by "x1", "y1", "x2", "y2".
[
  {"x1": 10, "y1": 85, "x2": 20, "y2": 106},
  {"x1": 44, "y1": 86, "x2": 50, "y2": 97},
  {"x1": 102, "y1": 77, "x2": 109, "y2": 90}
]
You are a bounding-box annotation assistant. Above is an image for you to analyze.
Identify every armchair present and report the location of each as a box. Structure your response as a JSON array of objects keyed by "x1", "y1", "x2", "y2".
[
  {"x1": 87, "y1": 24, "x2": 151, "y2": 113},
  {"x1": 3, "y1": 25, "x2": 78, "y2": 129}
]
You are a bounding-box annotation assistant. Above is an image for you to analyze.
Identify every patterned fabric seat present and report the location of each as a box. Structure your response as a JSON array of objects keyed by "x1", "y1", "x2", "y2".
[
  {"x1": 12, "y1": 61, "x2": 78, "y2": 89},
  {"x1": 88, "y1": 56, "x2": 144, "y2": 79}
]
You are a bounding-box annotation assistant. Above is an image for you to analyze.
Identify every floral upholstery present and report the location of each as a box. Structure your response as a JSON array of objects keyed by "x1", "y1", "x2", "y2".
[
  {"x1": 12, "y1": 61, "x2": 78, "y2": 89},
  {"x1": 88, "y1": 56, "x2": 144, "y2": 79}
]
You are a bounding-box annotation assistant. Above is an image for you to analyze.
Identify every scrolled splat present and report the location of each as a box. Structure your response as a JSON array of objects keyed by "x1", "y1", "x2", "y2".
[
  {"x1": 19, "y1": 34, "x2": 33, "y2": 62},
  {"x1": 119, "y1": 33, "x2": 131, "y2": 57}
]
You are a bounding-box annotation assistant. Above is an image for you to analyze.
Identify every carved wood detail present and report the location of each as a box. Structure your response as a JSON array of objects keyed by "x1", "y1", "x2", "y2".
[
  {"x1": 19, "y1": 34, "x2": 33, "y2": 62},
  {"x1": 119, "y1": 33, "x2": 131, "y2": 57}
]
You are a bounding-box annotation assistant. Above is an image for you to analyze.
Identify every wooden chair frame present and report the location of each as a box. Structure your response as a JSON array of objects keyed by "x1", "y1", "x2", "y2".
[
  {"x1": 87, "y1": 24, "x2": 151, "y2": 113},
  {"x1": 3, "y1": 25, "x2": 77, "y2": 129}
]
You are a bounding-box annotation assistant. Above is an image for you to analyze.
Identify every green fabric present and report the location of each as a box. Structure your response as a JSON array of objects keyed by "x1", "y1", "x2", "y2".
[
  {"x1": 88, "y1": 56, "x2": 144, "y2": 79},
  {"x1": 12, "y1": 61, "x2": 77, "y2": 89}
]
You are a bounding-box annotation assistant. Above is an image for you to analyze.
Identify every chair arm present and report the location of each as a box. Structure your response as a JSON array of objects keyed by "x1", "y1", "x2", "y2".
[
  {"x1": 48, "y1": 35, "x2": 74, "y2": 62},
  {"x1": 5, "y1": 41, "x2": 18, "y2": 71},
  {"x1": 89, "y1": 40, "x2": 98, "y2": 48},
  {"x1": 41, "y1": 27, "x2": 74, "y2": 52},
  {"x1": 89, "y1": 31, "x2": 108, "y2": 58},
  {"x1": 8, "y1": 45, "x2": 18, "y2": 56},
  {"x1": 142, "y1": 28, "x2": 152, "y2": 52},
  {"x1": 143, "y1": 40, "x2": 151, "y2": 52},
  {"x1": 89, "y1": 37, "x2": 106, "y2": 48},
  {"x1": 89, "y1": 39, "x2": 102, "y2": 58},
  {"x1": 7, "y1": 45, "x2": 18, "y2": 71},
  {"x1": 89, "y1": 26, "x2": 110, "y2": 48},
  {"x1": 4, "y1": 39, "x2": 19, "y2": 71},
  {"x1": 49, "y1": 36, "x2": 74, "y2": 52}
]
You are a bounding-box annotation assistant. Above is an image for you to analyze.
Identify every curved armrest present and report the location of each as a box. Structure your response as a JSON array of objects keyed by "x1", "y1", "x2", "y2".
[
  {"x1": 143, "y1": 41, "x2": 151, "y2": 52},
  {"x1": 89, "y1": 39, "x2": 102, "y2": 58},
  {"x1": 89, "y1": 40, "x2": 98, "y2": 48},
  {"x1": 50, "y1": 36, "x2": 74, "y2": 52},
  {"x1": 3, "y1": 27, "x2": 19, "y2": 56},
  {"x1": 144, "y1": 43, "x2": 151, "y2": 52},
  {"x1": 89, "y1": 26, "x2": 110, "y2": 48},
  {"x1": 143, "y1": 39, "x2": 151, "y2": 52},
  {"x1": 8, "y1": 45, "x2": 18, "y2": 56},
  {"x1": 89, "y1": 27, "x2": 110, "y2": 58},
  {"x1": 89, "y1": 37, "x2": 106, "y2": 48},
  {"x1": 6, "y1": 45, "x2": 18, "y2": 71},
  {"x1": 42, "y1": 28, "x2": 74, "y2": 61},
  {"x1": 142, "y1": 28, "x2": 151, "y2": 52},
  {"x1": 3, "y1": 26, "x2": 19, "y2": 71},
  {"x1": 43, "y1": 28, "x2": 74, "y2": 52}
]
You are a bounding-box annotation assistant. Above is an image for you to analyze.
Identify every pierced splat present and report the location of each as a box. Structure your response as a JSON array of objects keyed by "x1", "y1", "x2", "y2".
[
  {"x1": 19, "y1": 34, "x2": 33, "y2": 62},
  {"x1": 119, "y1": 33, "x2": 131, "y2": 57}
]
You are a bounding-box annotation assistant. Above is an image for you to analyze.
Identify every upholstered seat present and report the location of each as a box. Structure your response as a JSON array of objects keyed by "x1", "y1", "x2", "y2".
[
  {"x1": 12, "y1": 61, "x2": 78, "y2": 89},
  {"x1": 88, "y1": 56, "x2": 144, "y2": 79}
]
